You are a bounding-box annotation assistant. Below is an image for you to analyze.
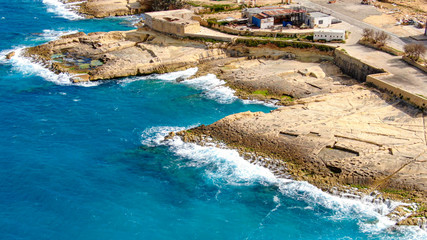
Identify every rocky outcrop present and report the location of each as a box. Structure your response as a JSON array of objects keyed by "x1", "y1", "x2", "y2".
[
  {"x1": 63, "y1": 0, "x2": 152, "y2": 18},
  {"x1": 24, "y1": 28, "x2": 228, "y2": 81},
  {"x1": 6, "y1": 51, "x2": 15, "y2": 59},
  {"x1": 182, "y1": 78, "x2": 427, "y2": 203}
]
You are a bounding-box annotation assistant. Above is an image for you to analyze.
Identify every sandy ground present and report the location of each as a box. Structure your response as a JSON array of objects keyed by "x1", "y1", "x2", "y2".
[
  {"x1": 364, "y1": 13, "x2": 425, "y2": 37},
  {"x1": 306, "y1": 0, "x2": 383, "y2": 21}
]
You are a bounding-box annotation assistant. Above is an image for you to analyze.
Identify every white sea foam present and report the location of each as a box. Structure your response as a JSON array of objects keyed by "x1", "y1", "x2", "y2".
[
  {"x1": 242, "y1": 99, "x2": 279, "y2": 108},
  {"x1": 141, "y1": 126, "x2": 277, "y2": 185},
  {"x1": 119, "y1": 67, "x2": 199, "y2": 85},
  {"x1": 42, "y1": 0, "x2": 83, "y2": 20},
  {"x1": 114, "y1": 14, "x2": 144, "y2": 27},
  {"x1": 120, "y1": 68, "x2": 278, "y2": 106},
  {"x1": 0, "y1": 29, "x2": 100, "y2": 87},
  {"x1": 181, "y1": 74, "x2": 237, "y2": 104},
  {"x1": 33, "y1": 29, "x2": 79, "y2": 42},
  {"x1": 141, "y1": 126, "x2": 427, "y2": 239},
  {"x1": 0, "y1": 48, "x2": 100, "y2": 87},
  {"x1": 120, "y1": 68, "x2": 237, "y2": 104},
  {"x1": 140, "y1": 126, "x2": 188, "y2": 147}
]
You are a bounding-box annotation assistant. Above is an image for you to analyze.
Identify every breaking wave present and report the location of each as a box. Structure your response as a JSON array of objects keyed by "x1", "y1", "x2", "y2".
[
  {"x1": 32, "y1": 29, "x2": 79, "y2": 42},
  {"x1": 140, "y1": 126, "x2": 427, "y2": 239},
  {"x1": 0, "y1": 28, "x2": 102, "y2": 87},
  {"x1": 0, "y1": 48, "x2": 99, "y2": 87},
  {"x1": 181, "y1": 73, "x2": 237, "y2": 104},
  {"x1": 119, "y1": 67, "x2": 199, "y2": 84},
  {"x1": 120, "y1": 68, "x2": 237, "y2": 104},
  {"x1": 121, "y1": 68, "x2": 279, "y2": 106},
  {"x1": 42, "y1": 0, "x2": 83, "y2": 20}
]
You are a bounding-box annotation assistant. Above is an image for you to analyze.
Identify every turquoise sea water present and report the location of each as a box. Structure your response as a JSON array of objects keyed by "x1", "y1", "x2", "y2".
[{"x1": 0, "y1": 1, "x2": 426, "y2": 239}]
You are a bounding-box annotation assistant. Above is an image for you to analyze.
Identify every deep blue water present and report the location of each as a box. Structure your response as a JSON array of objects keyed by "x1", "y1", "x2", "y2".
[{"x1": 0, "y1": 1, "x2": 425, "y2": 239}]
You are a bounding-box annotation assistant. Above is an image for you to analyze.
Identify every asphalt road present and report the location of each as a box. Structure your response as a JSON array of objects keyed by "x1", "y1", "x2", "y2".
[
  {"x1": 297, "y1": 0, "x2": 427, "y2": 96},
  {"x1": 297, "y1": 0, "x2": 420, "y2": 49}
]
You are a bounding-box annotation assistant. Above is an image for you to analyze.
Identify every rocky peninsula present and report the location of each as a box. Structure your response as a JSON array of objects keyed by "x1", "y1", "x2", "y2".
[{"x1": 24, "y1": 28, "x2": 227, "y2": 82}]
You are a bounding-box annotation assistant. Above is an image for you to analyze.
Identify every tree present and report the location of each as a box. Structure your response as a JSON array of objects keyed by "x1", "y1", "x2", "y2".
[
  {"x1": 374, "y1": 31, "x2": 390, "y2": 47},
  {"x1": 404, "y1": 43, "x2": 426, "y2": 61},
  {"x1": 362, "y1": 28, "x2": 374, "y2": 41},
  {"x1": 150, "y1": 0, "x2": 184, "y2": 11}
]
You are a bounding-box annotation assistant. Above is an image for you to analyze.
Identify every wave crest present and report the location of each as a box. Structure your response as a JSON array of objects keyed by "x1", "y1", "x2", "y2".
[
  {"x1": 140, "y1": 126, "x2": 427, "y2": 239},
  {"x1": 1, "y1": 48, "x2": 100, "y2": 87},
  {"x1": 42, "y1": 0, "x2": 83, "y2": 20}
]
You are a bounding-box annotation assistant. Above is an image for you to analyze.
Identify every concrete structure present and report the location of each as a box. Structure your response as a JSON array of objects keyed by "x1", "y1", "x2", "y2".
[
  {"x1": 242, "y1": 8, "x2": 264, "y2": 24},
  {"x1": 305, "y1": 12, "x2": 333, "y2": 28},
  {"x1": 244, "y1": 7, "x2": 306, "y2": 26},
  {"x1": 252, "y1": 13, "x2": 274, "y2": 29},
  {"x1": 367, "y1": 73, "x2": 427, "y2": 109},
  {"x1": 262, "y1": 8, "x2": 306, "y2": 26},
  {"x1": 314, "y1": 29, "x2": 345, "y2": 41},
  {"x1": 237, "y1": 0, "x2": 257, "y2": 7},
  {"x1": 144, "y1": 9, "x2": 200, "y2": 36}
]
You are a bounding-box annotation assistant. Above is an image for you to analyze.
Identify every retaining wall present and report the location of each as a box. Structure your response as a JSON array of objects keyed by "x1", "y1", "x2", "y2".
[
  {"x1": 402, "y1": 56, "x2": 427, "y2": 74},
  {"x1": 184, "y1": 33, "x2": 236, "y2": 42},
  {"x1": 334, "y1": 48, "x2": 385, "y2": 82},
  {"x1": 367, "y1": 73, "x2": 427, "y2": 109}
]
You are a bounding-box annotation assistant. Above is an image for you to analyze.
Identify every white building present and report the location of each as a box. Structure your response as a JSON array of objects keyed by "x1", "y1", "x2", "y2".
[
  {"x1": 313, "y1": 29, "x2": 345, "y2": 41},
  {"x1": 305, "y1": 12, "x2": 333, "y2": 28}
]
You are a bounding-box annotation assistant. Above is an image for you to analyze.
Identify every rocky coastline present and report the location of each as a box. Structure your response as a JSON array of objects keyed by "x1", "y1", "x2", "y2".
[
  {"x1": 60, "y1": 0, "x2": 151, "y2": 18},
  {"x1": 175, "y1": 51, "x2": 427, "y2": 228},
  {"x1": 9, "y1": 26, "x2": 427, "y2": 228},
  {"x1": 23, "y1": 28, "x2": 228, "y2": 82}
]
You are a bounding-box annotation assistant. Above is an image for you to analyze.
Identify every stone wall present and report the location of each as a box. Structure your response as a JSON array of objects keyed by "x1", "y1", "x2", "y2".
[
  {"x1": 145, "y1": 9, "x2": 200, "y2": 36},
  {"x1": 334, "y1": 48, "x2": 385, "y2": 82},
  {"x1": 185, "y1": 33, "x2": 236, "y2": 42},
  {"x1": 367, "y1": 73, "x2": 427, "y2": 109},
  {"x1": 199, "y1": 18, "x2": 313, "y2": 38},
  {"x1": 147, "y1": 18, "x2": 200, "y2": 36},
  {"x1": 402, "y1": 56, "x2": 427, "y2": 74}
]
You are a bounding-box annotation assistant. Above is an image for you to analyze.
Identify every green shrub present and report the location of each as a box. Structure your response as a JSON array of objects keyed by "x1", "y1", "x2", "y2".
[{"x1": 235, "y1": 38, "x2": 335, "y2": 52}]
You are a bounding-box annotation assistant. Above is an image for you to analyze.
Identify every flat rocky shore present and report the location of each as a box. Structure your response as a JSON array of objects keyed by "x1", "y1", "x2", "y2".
[
  {"x1": 62, "y1": 0, "x2": 150, "y2": 18},
  {"x1": 24, "y1": 29, "x2": 228, "y2": 82},
  {"x1": 180, "y1": 57, "x2": 427, "y2": 226},
  {"x1": 14, "y1": 27, "x2": 427, "y2": 227}
]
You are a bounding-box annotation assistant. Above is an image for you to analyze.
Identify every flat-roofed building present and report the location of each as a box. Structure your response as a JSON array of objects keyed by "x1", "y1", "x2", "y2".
[
  {"x1": 305, "y1": 12, "x2": 333, "y2": 28},
  {"x1": 252, "y1": 13, "x2": 274, "y2": 29},
  {"x1": 145, "y1": 9, "x2": 200, "y2": 36},
  {"x1": 313, "y1": 29, "x2": 345, "y2": 41}
]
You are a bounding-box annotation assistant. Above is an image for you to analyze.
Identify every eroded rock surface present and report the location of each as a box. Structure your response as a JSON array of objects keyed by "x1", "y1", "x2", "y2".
[
  {"x1": 25, "y1": 29, "x2": 227, "y2": 81},
  {"x1": 63, "y1": 0, "x2": 151, "y2": 18},
  {"x1": 186, "y1": 75, "x2": 427, "y2": 200}
]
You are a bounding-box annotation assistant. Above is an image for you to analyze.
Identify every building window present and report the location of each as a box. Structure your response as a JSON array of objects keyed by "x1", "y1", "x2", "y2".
[{"x1": 319, "y1": 20, "x2": 323, "y2": 25}]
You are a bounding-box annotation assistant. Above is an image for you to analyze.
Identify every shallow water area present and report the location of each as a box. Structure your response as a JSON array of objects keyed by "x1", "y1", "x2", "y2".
[{"x1": 0, "y1": 1, "x2": 426, "y2": 239}]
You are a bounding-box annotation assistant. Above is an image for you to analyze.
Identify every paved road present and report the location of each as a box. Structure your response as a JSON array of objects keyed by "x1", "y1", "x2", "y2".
[
  {"x1": 344, "y1": 44, "x2": 427, "y2": 96},
  {"x1": 297, "y1": 0, "x2": 416, "y2": 49},
  {"x1": 297, "y1": 0, "x2": 427, "y2": 96}
]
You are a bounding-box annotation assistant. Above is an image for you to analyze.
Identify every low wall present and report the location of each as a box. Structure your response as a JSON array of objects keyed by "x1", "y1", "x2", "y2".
[
  {"x1": 235, "y1": 38, "x2": 336, "y2": 52},
  {"x1": 199, "y1": 19, "x2": 313, "y2": 38},
  {"x1": 367, "y1": 73, "x2": 427, "y2": 109},
  {"x1": 334, "y1": 48, "x2": 385, "y2": 82},
  {"x1": 358, "y1": 40, "x2": 402, "y2": 56},
  {"x1": 402, "y1": 56, "x2": 427, "y2": 74},
  {"x1": 185, "y1": 33, "x2": 236, "y2": 42}
]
